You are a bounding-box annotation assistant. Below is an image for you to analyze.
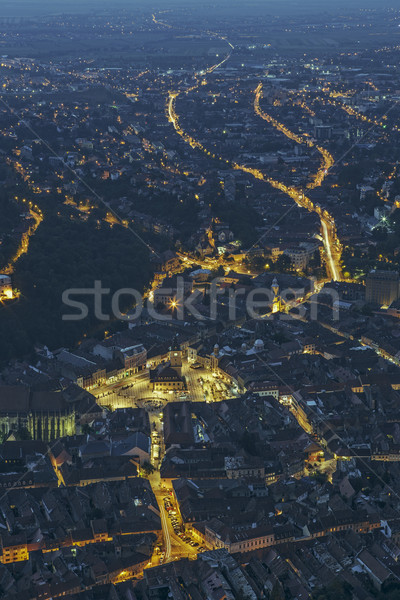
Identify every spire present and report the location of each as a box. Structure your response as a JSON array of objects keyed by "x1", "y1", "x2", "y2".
[
  {"x1": 271, "y1": 277, "x2": 279, "y2": 297},
  {"x1": 171, "y1": 334, "x2": 180, "y2": 352},
  {"x1": 271, "y1": 277, "x2": 281, "y2": 314}
]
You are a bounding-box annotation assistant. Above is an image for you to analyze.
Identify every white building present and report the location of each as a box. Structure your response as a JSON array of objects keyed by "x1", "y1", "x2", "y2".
[{"x1": 0, "y1": 275, "x2": 12, "y2": 299}]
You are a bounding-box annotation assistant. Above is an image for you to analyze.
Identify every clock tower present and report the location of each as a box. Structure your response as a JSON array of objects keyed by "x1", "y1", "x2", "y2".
[{"x1": 169, "y1": 335, "x2": 182, "y2": 376}]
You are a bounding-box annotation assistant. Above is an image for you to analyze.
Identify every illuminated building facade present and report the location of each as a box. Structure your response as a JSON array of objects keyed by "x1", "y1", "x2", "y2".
[
  {"x1": 0, "y1": 386, "x2": 76, "y2": 442},
  {"x1": 271, "y1": 277, "x2": 281, "y2": 313},
  {"x1": 0, "y1": 533, "x2": 29, "y2": 564},
  {"x1": 150, "y1": 337, "x2": 186, "y2": 391},
  {"x1": 169, "y1": 335, "x2": 182, "y2": 376},
  {"x1": 0, "y1": 274, "x2": 13, "y2": 299}
]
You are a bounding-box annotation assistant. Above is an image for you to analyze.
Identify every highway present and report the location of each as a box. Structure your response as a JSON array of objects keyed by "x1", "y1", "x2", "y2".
[{"x1": 151, "y1": 13, "x2": 172, "y2": 29}]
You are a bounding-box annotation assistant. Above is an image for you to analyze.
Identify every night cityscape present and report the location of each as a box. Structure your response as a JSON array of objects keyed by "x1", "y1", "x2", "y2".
[{"x1": 1, "y1": 1, "x2": 400, "y2": 598}]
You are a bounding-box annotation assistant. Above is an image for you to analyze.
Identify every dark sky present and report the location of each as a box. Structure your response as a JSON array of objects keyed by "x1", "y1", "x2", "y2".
[{"x1": 1, "y1": 0, "x2": 399, "y2": 18}]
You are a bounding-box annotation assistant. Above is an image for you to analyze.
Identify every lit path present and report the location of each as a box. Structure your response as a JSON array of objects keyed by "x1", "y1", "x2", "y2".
[
  {"x1": 321, "y1": 218, "x2": 339, "y2": 282},
  {"x1": 314, "y1": 91, "x2": 399, "y2": 133},
  {"x1": 254, "y1": 83, "x2": 334, "y2": 190},
  {"x1": 3, "y1": 157, "x2": 44, "y2": 275},
  {"x1": 3, "y1": 205, "x2": 43, "y2": 275},
  {"x1": 232, "y1": 163, "x2": 342, "y2": 282}
]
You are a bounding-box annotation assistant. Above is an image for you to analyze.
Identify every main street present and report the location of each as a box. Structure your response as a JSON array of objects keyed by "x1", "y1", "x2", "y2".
[
  {"x1": 149, "y1": 471, "x2": 199, "y2": 563},
  {"x1": 254, "y1": 82, "x2": 334, "y2": 191}
]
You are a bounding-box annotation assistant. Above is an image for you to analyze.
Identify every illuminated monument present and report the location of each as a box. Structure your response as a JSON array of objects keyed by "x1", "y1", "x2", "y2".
[
  {"x1": 151, "y1": 336, "x2": 185, "y2": 392},
  {"x1": 169, "y1": 335, "x2": 182, "y2": 376},
  {"x1": 0, "y1": 275, "x2": 13, "y2": 300},
  {"x1": 271, "y1": 277, "x2": 281, "y2": 313}
]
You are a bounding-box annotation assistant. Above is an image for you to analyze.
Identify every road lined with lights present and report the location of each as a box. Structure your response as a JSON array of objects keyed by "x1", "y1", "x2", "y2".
[
  {"x1": 313, "y1": 91, "x2": 400, "y2": 133},
  {"x1": 149, "y1": 474, "x2": 199, "y2": 564},
  {"x1": 3, "y1": 155, "x2": 45, "y2": 277},
  {"x1": 3, "y1": 204, "x2": 43, "y2": 276},
  {"x1": 232, "y1": 162, "x2": 342, "y2": 281},
  {"x1": 254, "y1": 83, "x2": 334, "y2": 190},
  {"x1": 252, "y1": 83, "x2": 341, "y2": 280},
  {"x1": 167, "y1": 85, "x2": 342, "y2": 281},
  {"x1": 163, "y1": 17, "x2": 342, "y2": 282}
]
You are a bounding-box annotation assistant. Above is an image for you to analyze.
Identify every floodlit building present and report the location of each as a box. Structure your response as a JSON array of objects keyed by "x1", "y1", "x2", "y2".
[
  {"x1": 0, "y1": 274, "x2": 12, "y2": 299},
  {"x1": 0, "y1": 386, "x2": 76, "y2": 441}
]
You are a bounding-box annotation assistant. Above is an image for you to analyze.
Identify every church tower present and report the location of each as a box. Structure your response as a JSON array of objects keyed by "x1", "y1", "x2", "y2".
[
  {"x1": 271, "y1": 277, "x2": 281, "y2": 313},
  {"x1": 169, "y1": 335, "x2": 182, "y2": 376}
]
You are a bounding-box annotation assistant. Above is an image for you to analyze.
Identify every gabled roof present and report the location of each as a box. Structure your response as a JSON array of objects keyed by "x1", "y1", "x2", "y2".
[{"x1": 112, "y1": 431, "x2": 150, "y2": 455}]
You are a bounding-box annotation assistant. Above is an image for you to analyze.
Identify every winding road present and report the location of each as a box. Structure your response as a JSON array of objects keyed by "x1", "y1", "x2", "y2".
[
  {"x1": 159, "y1": 5, "x2": 343, "y2": 281},
  {"x1": 254, "y1": 83, "x2": 334, "y2": 190},
  {"x1": 167, "y1": 80, "x2": 342, "y2": 281},
  {"x1": 3, "y1": 205, "x2": 43, "y2": 276}
]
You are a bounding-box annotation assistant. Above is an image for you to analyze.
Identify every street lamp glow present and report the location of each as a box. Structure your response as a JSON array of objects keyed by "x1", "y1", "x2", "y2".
[{"x1": 169, "y1": 298, "x2": 180, "y2": 310}]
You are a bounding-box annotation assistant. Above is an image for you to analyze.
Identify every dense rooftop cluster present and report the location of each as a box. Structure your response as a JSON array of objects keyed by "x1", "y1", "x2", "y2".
[{"x1": 2, "y1": 2, "x2": 400, "y2": 599}]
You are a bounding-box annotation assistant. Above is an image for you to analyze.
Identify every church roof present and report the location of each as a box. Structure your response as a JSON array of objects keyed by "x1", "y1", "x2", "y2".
[{"x1": 151, "y1": 366, "x2": 184, "y2": 383}]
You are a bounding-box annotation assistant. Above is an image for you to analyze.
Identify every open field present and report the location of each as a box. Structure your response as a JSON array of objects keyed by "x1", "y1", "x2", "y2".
[
  {"x1": 236, "y1": 30, "x2": 400, "y2": 53},
  {"x1": 0, "y1": 24, "x2": 226, "y2": 63}
]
